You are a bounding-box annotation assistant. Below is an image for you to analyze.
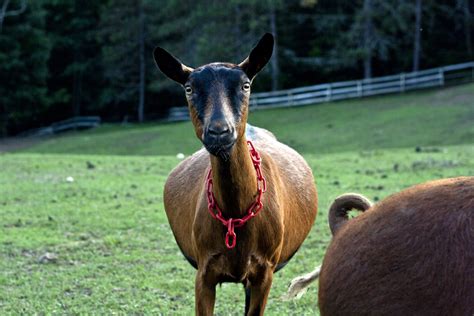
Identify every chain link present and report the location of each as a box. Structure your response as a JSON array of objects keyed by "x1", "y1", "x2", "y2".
[{"x1": 205, "y1": 140, "x2": 267, "y2": 249}]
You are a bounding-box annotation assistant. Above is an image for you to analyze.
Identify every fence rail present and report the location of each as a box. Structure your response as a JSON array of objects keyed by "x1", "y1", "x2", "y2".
[
  {"x1": 166, "y1": 61, "x2": 473, "y2": 121},
  {"x1": 19, "y1": 116, "x2": 101, "y2": 137},
  {"x1": 249, "y1": 61, "x2": 474, "y2": 109}
]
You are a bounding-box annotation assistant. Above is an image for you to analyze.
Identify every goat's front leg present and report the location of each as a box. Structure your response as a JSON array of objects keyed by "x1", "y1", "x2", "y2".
[
  {"x1": 246, "y1": 266, "x2": 274, "y2": 316},
  {"x1": 195, "y1": 268, "x2": 217, "y2": 316}
]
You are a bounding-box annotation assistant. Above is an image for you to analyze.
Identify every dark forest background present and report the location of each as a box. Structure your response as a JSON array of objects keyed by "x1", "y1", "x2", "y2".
[{"x1": 0, "y1": 0, "x2": 472, "y2": 136}]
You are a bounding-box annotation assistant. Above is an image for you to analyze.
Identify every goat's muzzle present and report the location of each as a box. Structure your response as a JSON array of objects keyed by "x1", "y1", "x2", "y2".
[{"x1": 203, "y1": 121, "x2": 236, "y2": 160}]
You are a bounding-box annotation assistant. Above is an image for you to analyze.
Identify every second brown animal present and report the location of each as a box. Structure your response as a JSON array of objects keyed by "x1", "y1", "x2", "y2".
[{"x1": 287, "y1": 176, "x2": 474, "y2": 316}]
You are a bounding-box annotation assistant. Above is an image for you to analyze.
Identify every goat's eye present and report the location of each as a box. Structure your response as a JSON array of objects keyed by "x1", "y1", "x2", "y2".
[
  {"x1": 185, "y1": 86, "x2": 193, "y2": 95},
  {"x1": 242, "y1": 83, "x2": 251, "y2": 91}
]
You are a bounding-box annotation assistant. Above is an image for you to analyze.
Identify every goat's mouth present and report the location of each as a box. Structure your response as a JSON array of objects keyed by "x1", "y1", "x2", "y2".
[{"x1": 203, "y1": 140, "x2": 236, "y2": 161}]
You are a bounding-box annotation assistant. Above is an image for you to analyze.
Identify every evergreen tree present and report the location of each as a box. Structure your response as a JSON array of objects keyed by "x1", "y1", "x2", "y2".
[
  {"x1": 0, "y1": 0, "x2": 52, "y2": 136},
  {"x1": 99, "y1": 0, "x2": 163, "y2": 122},
  {"x1": 0, "y1": 0, "x2": 473, "y2": 136},
  {"x1": 44, "y1": 0, "x2": 103, "y2": 119}
]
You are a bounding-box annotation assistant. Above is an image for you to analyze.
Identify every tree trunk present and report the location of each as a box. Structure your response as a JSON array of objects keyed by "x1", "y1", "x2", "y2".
[
  {"x1": 269, "y1": 6, "x2": 279, "y2": 91},
  {"x1": 233, "y1": 4, "x2": 242, "y2": 57},
  {"x1": 363, "y1": 0, "x2": 373, "y2": 79},
  {"x1": 413, "y1": 0, "x2": 422, "y2": 72},
  {"x1": 137, "y1": 0, "x2": 145, "y2": 123},
  {"x1": 461, "y1": 0, "x2": 472, "y2": 57},
  {"x1": 72, "y1": 54, "x2": 82, "y2": 117},
  {"x1": 0, "y1": 111, "x2": 6, "y2": 137},
  {"x1": 72, "y1": 0, "x2": 82, "y2": 117},
  {"x1": 0, "y1": 0, "x2": 11, "y2": 33}
]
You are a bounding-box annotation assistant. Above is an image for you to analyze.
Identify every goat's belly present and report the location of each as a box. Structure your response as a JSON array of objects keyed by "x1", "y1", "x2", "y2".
[
  {"x1": 212, "y1": 255, "x2": 252, "y2": 283},
  {"x1": 217, "y1": 273, "x2": 245, "y2": 284},
  {"x1": 182, "y1": 250, "x2": 293, "y2": 281},
  {"x1": 206, "y1": 253, "x2": 275, "y2": 286}
]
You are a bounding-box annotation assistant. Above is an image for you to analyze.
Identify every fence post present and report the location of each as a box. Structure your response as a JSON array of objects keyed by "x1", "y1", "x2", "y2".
[
  {"x1": 287, "y1": 91, "x2": 293, "y2": 106},
  {"x1": 365, "y1": 78, "x2": 372, "y2": 96},
  {"x1": 400, "y1": 73, "x2": 405, "y2": 92},
  {"x1": 326, "y1": 84, "x2": 332, "y2": 102},
  {"x1": 438, "y1": 68, "x2": 445, "y2": 86},
  {"x1": 357, "y1": 81, "x2": 362, "y2": 97}
]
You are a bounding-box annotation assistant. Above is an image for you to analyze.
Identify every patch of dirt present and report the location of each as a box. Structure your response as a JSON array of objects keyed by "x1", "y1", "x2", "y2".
[{"x1": 411, "y1": 158, "x2": 459, "y2": 170}]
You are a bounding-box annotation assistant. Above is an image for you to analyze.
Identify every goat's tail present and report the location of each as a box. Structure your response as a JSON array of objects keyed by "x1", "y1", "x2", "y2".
[
  {"x1": 328, "y1": 193, "x2": 372, "y2": 235},
  {"x1": 282, "y1": 193, "x2": 372, "y2": 300},
  {"x1": 282, "y1": 265, "x2": 321, "y2": 300}
]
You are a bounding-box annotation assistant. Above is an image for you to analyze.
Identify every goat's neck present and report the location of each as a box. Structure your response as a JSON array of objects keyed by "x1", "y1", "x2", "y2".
[{"x1": 210, "y1": 136, "x2": 259, "y2": 218}]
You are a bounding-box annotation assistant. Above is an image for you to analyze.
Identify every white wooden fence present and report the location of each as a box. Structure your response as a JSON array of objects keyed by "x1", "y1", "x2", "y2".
[
  {"x1": 163, "y1": 61, "x2": 474, "y2": 121},
  {"x1": 249, "y1": 61, "x2": 474, "y2": 109},
  {"x1": 19, "y1": 116, "x2": 101, "y2": 137}
]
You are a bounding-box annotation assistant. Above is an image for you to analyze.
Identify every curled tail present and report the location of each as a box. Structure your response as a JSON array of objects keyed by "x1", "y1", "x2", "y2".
[
  {"x1": 283, "y1": 193, "x2": 372, "y2": 300},
  {"x1": 329, "y1": 193, "x2": 372, "y2": 235}
]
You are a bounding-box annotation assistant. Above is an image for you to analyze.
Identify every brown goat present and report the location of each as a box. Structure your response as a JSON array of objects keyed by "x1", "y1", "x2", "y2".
[
  {"x1": 288, "y1": 176, "x2": 474, "y2": 315},
  {"x1": 153, "y1": 34, "x2": 318, "y2": 315}
]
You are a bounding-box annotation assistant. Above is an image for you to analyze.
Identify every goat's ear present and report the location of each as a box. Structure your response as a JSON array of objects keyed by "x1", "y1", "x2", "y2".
[
  {"x1": 153, "y1": 47, "x2": 193, "y2": 85},
  {"x1": 239, "y1": 33, "x2": 274, "y2": 80}
]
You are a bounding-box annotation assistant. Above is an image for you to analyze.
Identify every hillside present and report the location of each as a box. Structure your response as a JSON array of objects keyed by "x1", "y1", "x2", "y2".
[{"x1": 19, "y1": 83, "x2": 474, "y2": 156}]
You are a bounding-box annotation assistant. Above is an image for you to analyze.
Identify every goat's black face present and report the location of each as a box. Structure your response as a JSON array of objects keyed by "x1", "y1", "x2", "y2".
[
  {"x1": 153, "y1": 33, "x2": 274, "y2": 160},
  {"x1": 184, "y1": 64, "x2": 250, "y2": 159}
]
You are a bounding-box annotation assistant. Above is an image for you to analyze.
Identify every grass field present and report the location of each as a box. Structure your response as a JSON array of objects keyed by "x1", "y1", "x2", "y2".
[{"x1": 1, "y1": 84, "x2": 473, "y2": 315}]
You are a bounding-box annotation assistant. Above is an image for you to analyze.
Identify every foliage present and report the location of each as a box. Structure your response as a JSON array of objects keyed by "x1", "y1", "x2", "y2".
[
  {"x1": 43, "y1": 0, "x2": 103, "y2": 117},
  {"x1": 1, "y1": 0, "x2": 473, "y2": 135},
  {"x1": 0, "y1": 1, "x2": 51, "y2": 136}
]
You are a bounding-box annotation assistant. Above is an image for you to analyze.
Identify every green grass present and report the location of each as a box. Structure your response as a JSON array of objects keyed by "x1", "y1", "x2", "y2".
[
  {"x1": 1, "y1": 84, "x2": 474, "y2": 314},
  {"x1": 21, "y1": 84, "x2": 474, "y2": 156}
]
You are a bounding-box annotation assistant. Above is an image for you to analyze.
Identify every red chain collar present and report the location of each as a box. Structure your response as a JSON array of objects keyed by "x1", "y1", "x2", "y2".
[{"x1": 206, "y1": 140, "x2": 267, "y2": 249}]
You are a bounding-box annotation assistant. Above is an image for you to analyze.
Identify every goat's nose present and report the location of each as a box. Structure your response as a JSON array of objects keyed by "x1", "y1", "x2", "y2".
[{"x1": 208, "y1": 122, "x2": 231, "y2": 137}]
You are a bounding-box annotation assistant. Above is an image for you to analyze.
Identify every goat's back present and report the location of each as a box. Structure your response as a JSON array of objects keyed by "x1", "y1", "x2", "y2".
[{"x1": 319, "y1": 176, "x2": 474, "y2": 316}]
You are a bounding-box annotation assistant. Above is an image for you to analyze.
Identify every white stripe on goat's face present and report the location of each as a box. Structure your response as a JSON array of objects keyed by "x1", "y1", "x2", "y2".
[{"x1": 184, "y1": 63, "x2": 251, "y2": 160}]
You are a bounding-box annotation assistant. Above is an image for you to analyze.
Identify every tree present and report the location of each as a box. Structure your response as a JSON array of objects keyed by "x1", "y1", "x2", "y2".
[
  {"x1": 1, "y1": 0, "x2": 472, "y2": 136},
  {"x1": 99, "y1": 0, "x2": 163, "y2": 122},
  {"x1": 456, "y1": 0, "x2": 472, "y2": 57},
  {"x1": 269, "y1": 3, "x2": 279, "y2": 90},
  {"x1": 188, "y1": 1, "x2": 282, "y2": 91},
  {"x1": 44, "y1": 0, "x2": 103, "y2": 119},
  {"x1": 362, "y1": 0, "x2": 373, "y2": 78},
  {"x1": 413, "y1": 0, "x2": 422, "y2": 71},
  {"x1": 137, "y1": 0, "x2": 145, "y2": 122},
  {"x1": 325, "y1": 1, "x2": 412, "y2": 79},
  {"x1": 0, "y1": 1, "x2": 51, "y2": 136}
]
